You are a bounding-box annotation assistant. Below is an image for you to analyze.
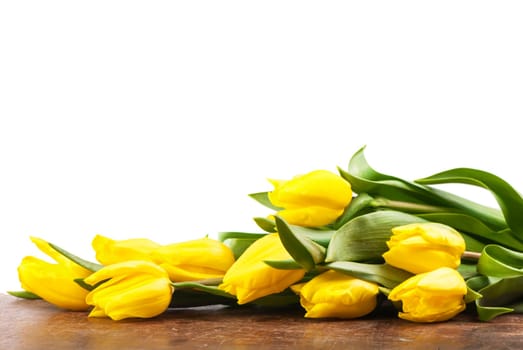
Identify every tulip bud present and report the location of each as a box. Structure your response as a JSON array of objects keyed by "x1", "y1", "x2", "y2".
[
  {"x1": 219, "y1": 233, "x2": 306, "y2": 304},
  {"x1": 84, "y1": 260, "x2": 173, "y2": 320},
  {"x1": 92, "y1": 234, "x2": 161, "y2": 265},
  {"x1": 383, "y1": 222, "x2": 465, "y2": 274},
  {"x1": 268, "y1": 170, "x2": 352, "y2": 227},
  {"x1": 388, "y1": 267, "x2": 467, "y2": 323},
  {"x1": 151, "y1": 237, "x2": 235, "y2": 282},
  {"x1": 17, "y1": 237, "x2": 91, "y2": 311},
  {"x1": 292, "y1": 270, "x2": 379, "y2": 318}
]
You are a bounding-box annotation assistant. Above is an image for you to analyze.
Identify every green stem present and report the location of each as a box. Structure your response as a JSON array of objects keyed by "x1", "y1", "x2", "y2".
[
  {"x1": 370, "y1": 197, "x2": 453, "y2": 214},
  {"x1": 462, "y1": 251, "x2": 481, "y2": 260}
]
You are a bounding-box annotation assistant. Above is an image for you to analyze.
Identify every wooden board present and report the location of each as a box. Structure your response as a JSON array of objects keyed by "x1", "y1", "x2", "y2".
[{"x1": 1, "y1": 293, "x2": 521, "y2": 349}]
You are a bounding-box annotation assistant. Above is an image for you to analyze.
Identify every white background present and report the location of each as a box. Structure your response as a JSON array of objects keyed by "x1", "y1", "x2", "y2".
[{"x1": 1, "y1": 1, "x2": 522, "y2": 293}]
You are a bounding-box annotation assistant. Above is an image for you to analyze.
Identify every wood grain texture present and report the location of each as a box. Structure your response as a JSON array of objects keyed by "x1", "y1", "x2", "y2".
[{"x1": 1, "y1": 293, "x2": 521, "y2": 349}]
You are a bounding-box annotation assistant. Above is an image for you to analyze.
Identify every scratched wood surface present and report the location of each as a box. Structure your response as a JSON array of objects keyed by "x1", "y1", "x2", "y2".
[{"x1": 1, "y1": 293, "x2": 521, "y2": 349}]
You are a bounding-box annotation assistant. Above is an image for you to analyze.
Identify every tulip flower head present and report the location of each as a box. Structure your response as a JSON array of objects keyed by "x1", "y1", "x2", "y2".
[
  {"x1": 383, "y1": 223, "x2": 466, "y2": 274},
  {"x1": 92, "y1": 234, "x2": 161, "y2": 265},
  {"x1": 388, "y1": 267, "x2": 467, "y2": 323},
  {"x1": 268, "y1": 170, "x2": 352, "y2": 227},
  {"x1": 293, "y1": 270, "x2": 379, "y2": 319},
  {"x1": 17, "y1": 237, "x2": 92, "y2": 311},
  {"x1": 219, "y1": 233, "x2": 306, "y2": 304},
  {"x1": 85, "y1": 260, "x2": 173, "y2": 320},
  {"x1": 151, "y1": 237, "x2": 235, "y2": 282}
]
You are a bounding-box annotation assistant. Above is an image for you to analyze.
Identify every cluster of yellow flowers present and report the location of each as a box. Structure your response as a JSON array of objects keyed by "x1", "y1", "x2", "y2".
[{"x1": 11, "y1": 148, "x2": 523, "y2": 322}]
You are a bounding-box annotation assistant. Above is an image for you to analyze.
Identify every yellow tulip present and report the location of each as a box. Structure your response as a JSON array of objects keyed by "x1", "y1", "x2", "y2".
[
  {"x1": 151, "y1": 237, "x2": 235, "y2": 282},
  {"x1": 219, "y1": 233, "x2": 306, "y2": 304},
  {"x1": 388, "y1": 267, "x2": 467, "y2": 323},
  {"x1": 383, "y1": 223, "x2": 466, "y2": 274},
  {"x1": 268, "y1": 170, "x2": 352, "y2": 227},
  {"x1": 92, "y1": 234, "x2": 161, "y2": 265},
  {"x1": 84, "y1": 260, "x2": 173, "y2": 320},
  {"x1": 292, "y1": 270, "x2": 379, "y2": 318},
  {"x1": 17, "y1": 237, "x2": 91, "y2": 311}
]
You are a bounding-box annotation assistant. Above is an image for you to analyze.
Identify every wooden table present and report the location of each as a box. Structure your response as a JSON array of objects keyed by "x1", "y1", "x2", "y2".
[{"x1": 1, "y1": 293, "x2": 521, "y2": 349}]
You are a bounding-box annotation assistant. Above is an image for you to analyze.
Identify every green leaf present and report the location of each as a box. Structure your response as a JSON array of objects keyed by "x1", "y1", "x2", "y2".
[
  {"x1": 275, "y1": 216, "x2": 326, "y2": 271},
  {"x1": 74, "y1": 278, "x2": 97, "y2": 291},
  {"x1": 325, "y1": 261, "x2": 413, "y2": 289},
  {"x1": 466, "y1": 275, "x2": 495, "y2": 292},
  {"x1": 263, "y1": 259, "x2": 303, "y2": 270},
  {"x1": 475, "y1": 276, "x2": 523, "y2": 321},
  {"x1": 49, "y1": 243, "x2": 103, "y2": 272},
  {"x1": 340, "y1": 146, "x2": 437, "y2": 204},
  {"x1": 416, "y1": 168, "x2": 522, "y2": 236},
  {"x1": 217, "y1": 232, "x2": 266, "y2": 259},
  {"x1": 458, "y1": 263, "x2": 479, "y2": 280},
  {"x1": 283, "y1": 224, "x2": 334, "y2": 248},
  {"x1": 250, "y1": 289, "x2": 300, "y2": 308},
  {"x1": 224, "y1": 238, "x2": 259, "y2": 260},
  {"x1": 7, "y1": 290, "x2": 41, "y2": 299},
  {"x1": 465, "y1": 285, "x2": 482, "y2": 304},
  {"x1": 343, "y1": 147, "x2": 507, "y2": 231},
  {"x1": 253, "y1": 217, "x2": 276, "y2": 232},
  {"x1": 332, "y1": 193, "x2": 375, "y2": 229},
  {"x1": 325, "y1": 211, "x2": 426, "y2": 263},
  {"x1": 217, "y1": 231, "x2": 266, "y2": 242},
  {"x1": 478, "y1": 244, "x2": 523, "y2": 278},
  {"x1": 248, "y1": 192, "x2": 282, "y2": 211},
  {"x1": 172, "y1": 281, "x2": 232, "y2": 296},
  {"x1": 168, "y1": 282, "x2": 237, "y2": 308},
  {"x1": 460, "y1": 233, "x2": 487, "y2": 253},
  {"x1": 218, "y1": 232, "x2": 266, "y2": 259}
]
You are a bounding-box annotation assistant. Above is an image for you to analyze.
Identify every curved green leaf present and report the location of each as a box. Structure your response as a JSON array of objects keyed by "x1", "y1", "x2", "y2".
[
  {"x1": 263, "y1": 259, "x2": 303, "y2": 270},
  {"x1": 478, "y1": 245, "x2": 523, "y2": 277},
  {"x1": 465, "y1": 285, "x2": 483, "y2": 304},
  {"x1": 168, "y1": 282, "x2": 237, "y2": 308},
  {"x1": 250, "y1": 289, "x2": 300, "y2": 308},
  {"x1": 172, "y1": 281, "x2": 232, "y2": 296},
  {"x1": 253, "y1": 217, "x2": 276, "y2": 232},
  {"x1": 275, "y1": 216, "x2": 326, "y2": 271},
  {"x1": 325, "y1": 261, "x2": 413, "y2": 289},
  {"x1": 459, "y1": 233, "x2": 486, "y2": 253},
  {"x1": 248, "y1": 192, "x2": 282, "y2": 211},
  {"x1": 475, "y1": 276, "x2": 523, "y2": 321},
  {"x1": 7, "y1": 290, "x2": 41, "y2": 299},
  {"x1": 217, "y1": 231, "x2": 266, "y2": 242},
  {"x1": 217, "y1": 232, "x2": 266, "y2": 259},
  {"x1": 458, "y1": 263, "x2": 479, "y2": 280},
  {"x1": 326, "y1": 211, "x2": 426, "y2": 263},
  {"x1": 223, "y1": 238, "x2": 260, "y2": 259},
  {"x1": 341, "y1": 146, "x2": 448, "y2": 205},
  {"x1": 466, "y1": 275, "x2": 493, "y2": 292},
  {"x1": 333, "y1": 193, "x2": 375, "y2": 229},
  {"x1": 417, "y1": 168, "x2": 523, "y2": 237},
  {"x1": 49, "y1": 243, "x2": 103, "y2": 272},
  {"x1": 343, "y1": 147, "x2": 506, "y2": 230},
  {"x1": 284, "y1": 224, "x2": 334, "y2": 248}
]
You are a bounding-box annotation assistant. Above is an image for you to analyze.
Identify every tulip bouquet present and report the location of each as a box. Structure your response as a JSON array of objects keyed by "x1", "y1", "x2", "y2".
[{"x1": 10, "y1": 147, "x2": 523, "y2": 322}]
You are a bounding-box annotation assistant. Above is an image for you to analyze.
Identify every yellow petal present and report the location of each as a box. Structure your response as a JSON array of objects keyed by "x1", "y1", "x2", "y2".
[
  {"x1": 92, "y1": 234, "x2": 161, "y2": 265},
  {"x1": 298, "y1": 270, "x2": 379, "y2": 319},
  {"x1": 85, "y1": 260, "x2": 173, "y2": 320},
  {"x1": 151, "y1": 237, "x2": 235, "y2": 281},
  {"x1": 267, "y1": 170, "x2": 352, "y2": 227},
  {"x1": 18, "y1": 256, "x2": 90, "y2": 311},
  {"x1": 219, "y1": 233, "x2": 305, "y2": 304},
  {"x1": 388, "y1": 267, "x2": 467, "y2": 323}
]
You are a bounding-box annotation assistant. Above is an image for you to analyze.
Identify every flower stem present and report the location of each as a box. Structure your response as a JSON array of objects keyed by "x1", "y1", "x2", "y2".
[
  {"x1": 371, "y1": 197, "x2": 453, "y2": 214},
  {"x1": 462, "y1": 251, "x2": 481, "y2": 260}
]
